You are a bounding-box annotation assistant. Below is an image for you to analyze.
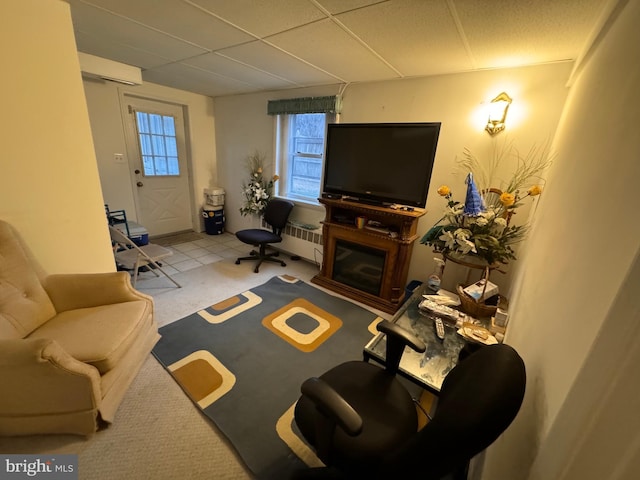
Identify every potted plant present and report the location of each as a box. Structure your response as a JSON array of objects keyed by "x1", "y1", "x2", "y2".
[
  {"x1": 239, "y1": 151, "x2": 279, "y2": 217},
  {"x1": 421, "y1": 142, "x2": 553, "y2": 267}
]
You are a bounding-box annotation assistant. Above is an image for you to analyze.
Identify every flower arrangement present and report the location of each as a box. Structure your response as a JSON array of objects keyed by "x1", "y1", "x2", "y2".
[
  {"x1": 420, "y1": 143, "x2": 552, "y2": 265},
  {"x1": 239, "y1": 151, "x2": 279, "y2": 217}
]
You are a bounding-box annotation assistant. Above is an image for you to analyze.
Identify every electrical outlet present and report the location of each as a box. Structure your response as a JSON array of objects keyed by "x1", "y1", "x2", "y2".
[{"x1": 114, "y1": 153, "x2": 125, "y2": 163}]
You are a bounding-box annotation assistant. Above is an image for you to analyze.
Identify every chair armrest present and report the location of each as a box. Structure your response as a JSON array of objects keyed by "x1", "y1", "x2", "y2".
[
  {"x1": 0, "y1": 338, "x2": 102, "y2": 415},
  {"x1": 42, "y1": 272, "x2": 153, "y2": 312},
  {"x1": 377, "y1": 320, "x2": 426, "y2": 352},
  {"x1": 376, "y1": 320, "x2": 426, "y2": 374},
  {"x1": 301, "y1": 377, "x2": 363, "y2": 436}
]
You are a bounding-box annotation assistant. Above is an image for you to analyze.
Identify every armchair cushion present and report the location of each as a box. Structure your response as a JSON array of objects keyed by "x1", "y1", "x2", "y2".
[
  {"x1": 0, "y1": 223, "x2": 56, "y2": 339},
  {"x1": 43, "y1": 272, "x2": 153, "y2": 312},
  {"x1": 28, "y1": 300, "x2": 152, "y2": 374}
]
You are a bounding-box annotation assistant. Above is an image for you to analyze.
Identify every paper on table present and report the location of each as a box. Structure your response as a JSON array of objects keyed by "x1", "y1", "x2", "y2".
[
  {"x1": 457, "y1": 325, "x2": 498, "y2": 345},
  {"x1": 423, "y1": 288, "x2": 461, "y2": 306}
]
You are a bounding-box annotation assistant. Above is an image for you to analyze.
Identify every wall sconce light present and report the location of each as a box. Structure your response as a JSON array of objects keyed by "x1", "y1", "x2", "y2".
[{"x1": 485, "y1": 92, "x2": 512, "y2": 135}]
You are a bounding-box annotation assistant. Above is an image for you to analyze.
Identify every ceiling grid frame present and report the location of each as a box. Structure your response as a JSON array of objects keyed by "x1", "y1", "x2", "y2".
[{"x1": 66, "y1": 0, "x2": 613, "y2": 97}]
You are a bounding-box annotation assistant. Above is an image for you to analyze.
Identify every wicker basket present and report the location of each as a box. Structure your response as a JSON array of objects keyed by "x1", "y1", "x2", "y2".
[{"x1": 456, "y1": 285, "x2": 498, "y2": 318}]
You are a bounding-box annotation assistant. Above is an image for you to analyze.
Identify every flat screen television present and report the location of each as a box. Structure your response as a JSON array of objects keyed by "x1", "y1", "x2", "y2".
[{"x1": 322, "y1": 122, "x2": 441, "y2": 208}]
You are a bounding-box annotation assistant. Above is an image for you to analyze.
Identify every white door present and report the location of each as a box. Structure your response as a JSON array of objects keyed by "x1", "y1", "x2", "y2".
[{"x1": 124, "y1": 96, "x2": 192, "y2": 236}]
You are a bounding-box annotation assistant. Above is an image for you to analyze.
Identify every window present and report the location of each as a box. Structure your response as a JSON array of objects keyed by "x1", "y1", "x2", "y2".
[
  {"x1": 276, "y1": 113, "x2": 333, "y2": 202},
  {"x1": 134, "y1": 111, "x2": 180, "y2": 176},
  {"x1": 268, "y1": 95, "x2": 341, "y2": 204}
]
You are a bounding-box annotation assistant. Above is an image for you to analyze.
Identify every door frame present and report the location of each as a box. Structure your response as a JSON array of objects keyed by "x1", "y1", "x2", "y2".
[{"x1": 118, "y1": 91, "x2": 197, "y2": 235}]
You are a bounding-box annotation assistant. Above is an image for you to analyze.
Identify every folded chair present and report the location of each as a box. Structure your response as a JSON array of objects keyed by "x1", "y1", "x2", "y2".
[
  {"x1": 293, "y1": 320, "x2": 526, "y2": 479},
  {"x1": 109, "y1": 226, "x2": 181, "y2": 288},
  {"x1": 235, "y1": 198, "x2": 294, "y2": 273}
]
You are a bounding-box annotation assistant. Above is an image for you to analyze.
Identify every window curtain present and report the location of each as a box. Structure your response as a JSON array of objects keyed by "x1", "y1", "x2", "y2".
[{"x1": 267, "y1": 95, "x2": 342, "y2": 115}]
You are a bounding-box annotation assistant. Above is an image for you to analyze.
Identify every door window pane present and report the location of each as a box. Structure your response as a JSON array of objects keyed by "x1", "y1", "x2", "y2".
[
  {"x1": 139, "y1": 134, "x2": 151, "y2": 156},
  {"x1": 168, "y1": 157, "x2": 179, "y2": 175},
  {"x1": 163, "y1": 116, "x2": 176, "y2": 136},
  {"x1": 137, "y1": 114, "x2": 149, "y2": 133},
  {"x1": 135, "y1": 111, "x2": 180, "y2": 177},
  {"x1": 165, "y1": 136, "x2": 177, "y2": 157}
]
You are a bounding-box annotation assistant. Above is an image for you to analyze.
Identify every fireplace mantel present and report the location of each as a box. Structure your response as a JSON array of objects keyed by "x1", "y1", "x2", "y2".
[{"x1": 312, "y1": 198, "x2": 426, "y2": 313}]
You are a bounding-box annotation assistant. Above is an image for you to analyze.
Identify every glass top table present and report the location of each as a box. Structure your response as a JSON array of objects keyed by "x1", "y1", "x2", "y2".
[{"x1": 363, "y1": 284, "x2": 468, "y2": 394}]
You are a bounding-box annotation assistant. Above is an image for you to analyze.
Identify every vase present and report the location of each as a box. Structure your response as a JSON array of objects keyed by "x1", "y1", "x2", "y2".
[{"x1": 250, "y1": 214, "x2": 263, "y2": 229}]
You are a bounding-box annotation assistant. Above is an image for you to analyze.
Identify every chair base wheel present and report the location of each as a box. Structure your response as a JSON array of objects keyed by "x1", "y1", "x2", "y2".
[{"x1": 235, "y1": 260, "x2": 240, "y2": 264}]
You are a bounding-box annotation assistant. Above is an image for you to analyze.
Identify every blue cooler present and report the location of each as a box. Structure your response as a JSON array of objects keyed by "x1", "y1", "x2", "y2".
[{"x1": 113, "y1": 221, "x2": 149, "y2": 246}]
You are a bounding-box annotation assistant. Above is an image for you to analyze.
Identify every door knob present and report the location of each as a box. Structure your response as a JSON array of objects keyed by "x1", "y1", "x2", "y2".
[
  {"x1": 136, "y1": 181, "x2": 143, "y2": 187},
  {"x1": 134, "y1": 169, "x2": 141, "y2": 174}
]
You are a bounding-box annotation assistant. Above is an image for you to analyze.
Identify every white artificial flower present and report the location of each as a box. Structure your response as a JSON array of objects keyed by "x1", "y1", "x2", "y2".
[
  {"x1": 484, "y1": 209, "x2": 497, "y2": 221},
  {"x1": 491, "y1": 217, "x2": 507, "y2": 235},
  {"x1": 471, "y1": 214, "x2": 489, "y2": 227},
  {"x1": 439, "y1": 231, "x2": 456, "y2": 249},
  {"x1": 456, "y1": 238, "x2": 477, "y2": 254},
  {"x1": 449, "y1": 204, "x2": 464, "y2": 215},
  {"x1": 454, "y1": 228, "x2": 471, "y2": 240},
  {"x1": 254, "y1": 186, "x2": 265, "y2": 200}
]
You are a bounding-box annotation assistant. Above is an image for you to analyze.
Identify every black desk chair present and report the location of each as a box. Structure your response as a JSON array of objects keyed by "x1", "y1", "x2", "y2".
[
  {"x1": 235, "y1": 198, "x2": 294, "y2": 273},
  {"x1": 293, "y1": 320, "x2": 526, "y2": 479}
]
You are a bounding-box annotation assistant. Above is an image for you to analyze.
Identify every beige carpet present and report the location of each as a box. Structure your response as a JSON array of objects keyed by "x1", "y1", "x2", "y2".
[{"x1": 0, "y1": 247, "x2": 351, "y2": 480}]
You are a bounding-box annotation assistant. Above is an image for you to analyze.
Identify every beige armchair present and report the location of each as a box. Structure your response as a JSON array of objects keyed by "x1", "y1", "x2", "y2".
[{"x1": 0, "y1": 220, "x2": 160, "y2": 436}]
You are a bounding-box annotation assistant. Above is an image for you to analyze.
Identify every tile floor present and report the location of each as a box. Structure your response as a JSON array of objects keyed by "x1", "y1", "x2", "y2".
[{"x1": 150, "y1": 231, "x2": 250, "y2": 276}]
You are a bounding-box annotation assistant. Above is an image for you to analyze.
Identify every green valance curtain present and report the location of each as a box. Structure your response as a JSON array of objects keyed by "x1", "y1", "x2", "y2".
[{"x1": 267, "y1": 95, "x2": 342, "y2": 115}]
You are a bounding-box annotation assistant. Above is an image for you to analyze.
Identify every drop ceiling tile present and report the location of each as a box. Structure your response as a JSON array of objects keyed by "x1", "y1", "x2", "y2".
[
  {"x1": 67, "y1": 0, "x2": 608, "y2": 97},
  {"x1": 75, "y1": 0, "x2": 255, "y2": 50},
  {"x1": 143, "y1": 63, "x2": 256, "y2": 97},
  {"x1": 68, "y1": 1, "x2": 207, "y2": 62},
  {"x1": 74, "y1": 31, "x2": 173, "y2": 70},
  {"x1": 315, "y1": 0, "x2": 387, "y2": 15},
  {"x1": 189, "y1": 0, "x2": 327, "y2": 37},
  {"x1": 454, "y1": 0, "x2": 607, "y2": 68},
  {"x1": 219, "y1": 40, "x2": 341, "y2": 85},
  {"x1": 183, "y1": 53, "x2": 298, "y2": 89},
  {"x1": 267, "y1": 19, "x2": 398, "y2": 83},
  {"x1": 336, "y1": 0, "x2": 473, "y2": 76}
]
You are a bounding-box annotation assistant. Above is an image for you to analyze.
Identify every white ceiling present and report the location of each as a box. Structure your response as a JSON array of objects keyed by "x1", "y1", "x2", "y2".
[{"x1": 67, "y1": 0, "x2": 610, "y2": 98}]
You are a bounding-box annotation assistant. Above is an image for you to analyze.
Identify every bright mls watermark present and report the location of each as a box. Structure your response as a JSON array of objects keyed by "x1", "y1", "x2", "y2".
[{"x1": 0, "y1": 455, "x2": 77, "y2": 479}]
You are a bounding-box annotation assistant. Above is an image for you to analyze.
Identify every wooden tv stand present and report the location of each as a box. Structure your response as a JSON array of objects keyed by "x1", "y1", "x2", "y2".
[{"x1": 312, "y1": 198, "x2": 425, "y2": 314}]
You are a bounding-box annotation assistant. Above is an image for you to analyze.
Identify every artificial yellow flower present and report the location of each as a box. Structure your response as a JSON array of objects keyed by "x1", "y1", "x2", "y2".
[
  {"x1": 500, "y1": 192, "x2": 516, "y2": 206},
  {"x1": 273, "y1": 175, "x2": 280, "y2": 181},
  {"x1": 437, "y1": 185, "x2": 450, "y2": 196},
  {"x1": 528, "y1": 185, "x2": 543, "y2": 196},
  {"x1": 257, "y1": 167, "x2": 263, "y2": 174}
]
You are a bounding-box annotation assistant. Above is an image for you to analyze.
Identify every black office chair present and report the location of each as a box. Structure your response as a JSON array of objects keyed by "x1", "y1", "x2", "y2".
[
  {"x1": 235, "y1": 198, "x2": 295, "y2": 273},
  {"x1": 293, "y1": 320, "x2": 526, "y2": 479}
]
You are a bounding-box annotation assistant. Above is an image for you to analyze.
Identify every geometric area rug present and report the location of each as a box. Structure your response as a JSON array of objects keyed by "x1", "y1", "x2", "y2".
[{"x1": 152, "y1": 275, "x2": 383, "y2": 479}]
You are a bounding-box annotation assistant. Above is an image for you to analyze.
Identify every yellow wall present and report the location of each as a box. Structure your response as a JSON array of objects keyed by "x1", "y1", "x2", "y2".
[
  {"x1": 213, "y1": 63, "x2": 572, "y2": 294},
  {"x1": 0, "y1": 0, "x2": 114, "y2": 273},
  {"x1": 482, "y1": 0, "x2": 640, "y2": 477}
]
